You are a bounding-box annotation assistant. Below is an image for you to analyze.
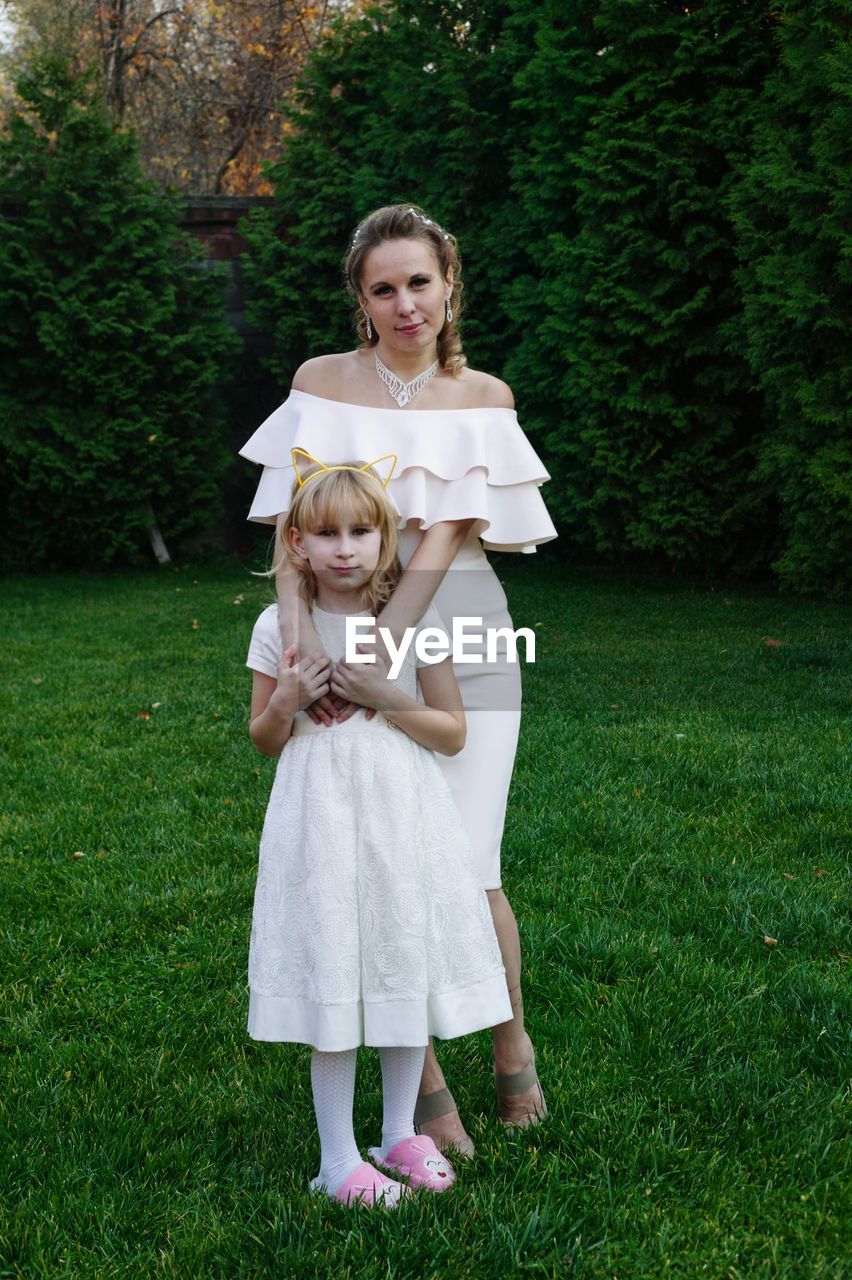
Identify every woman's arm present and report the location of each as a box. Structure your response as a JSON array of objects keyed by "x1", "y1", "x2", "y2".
[
  {"x1": 249, "y1": 646, "x2": 331, "y2": 756},
  {"x1": 371, "y1": 375, "x2": 513, "y2": 640},
  {"x1": 331, "y1": 652, "x2": 465, "y2": 756},
  {"x1": 376, "y1": 519, "x2": 476, "y2": 643},
  {"x1": 274, "y1": 515, "x2": 322, "y2": 654},
  {"x1": 274, "y1": 515, "x2": 339, "y2": 727}
]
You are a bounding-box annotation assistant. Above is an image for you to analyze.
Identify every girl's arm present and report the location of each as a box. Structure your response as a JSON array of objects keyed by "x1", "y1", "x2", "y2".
[
  {"x1": 249, "y1": 645, "x2": 331, "y2": 757},
  {"x1": 331, "y1": 653, "x2": 465, "y2": 756},
  {"x1": 376, "y1": 519, "x2": 476, "y2": 644}
]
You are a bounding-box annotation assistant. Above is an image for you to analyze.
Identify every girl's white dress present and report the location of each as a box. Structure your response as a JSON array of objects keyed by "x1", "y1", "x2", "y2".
[
  {"x1": 240, "y1": 391, "x2": 557, "y2": 891},
  {"x1": 246, "y1": 603, "x2": 514, "y2": 1051}
]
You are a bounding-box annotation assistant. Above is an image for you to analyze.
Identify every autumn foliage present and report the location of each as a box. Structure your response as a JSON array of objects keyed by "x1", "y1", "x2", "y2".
[{"x1": 0, "y1": 1, "x2": 351, "y2": 193}]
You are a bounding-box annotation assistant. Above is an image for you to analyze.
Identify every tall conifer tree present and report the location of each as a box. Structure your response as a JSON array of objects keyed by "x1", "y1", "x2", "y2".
[
  {"x1": 520, "y1": 0, "x2": 776, "y2": 566},
  {"x1": 498, "y1": 1, "x2": 601, "y2": 525},
  {"x1": 0, "y1": 60, "x2": 235, "y2": 566},
  {"x1": 727, "y1": 1, "x2": 851, "y2": 596}
]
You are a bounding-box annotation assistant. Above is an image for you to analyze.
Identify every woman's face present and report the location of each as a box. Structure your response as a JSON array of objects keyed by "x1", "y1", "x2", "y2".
[{"x1": 359, "y1": 237, "x2": 451, "y2": 360}]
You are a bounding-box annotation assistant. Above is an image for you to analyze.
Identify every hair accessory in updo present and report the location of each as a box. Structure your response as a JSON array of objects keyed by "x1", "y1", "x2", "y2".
[
  {"x1": 404, "y1": 208, "x2": 451, "y2": 241},
  {"x1": 350, "y1": 206, "x2": 451, "y2": 250}
]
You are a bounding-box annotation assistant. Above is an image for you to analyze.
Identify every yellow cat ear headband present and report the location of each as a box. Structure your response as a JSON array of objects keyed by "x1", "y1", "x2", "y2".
[{"x1": 291, "y1": 448, "x2": 397, "y2": 489}]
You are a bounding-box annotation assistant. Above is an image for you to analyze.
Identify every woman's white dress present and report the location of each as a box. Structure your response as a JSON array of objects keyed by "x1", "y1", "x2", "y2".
[
  {"x1": 246, "y1": 603, "x2": 513, "y2": 1051},
  {"x1": 240, "y1": 390, "x2": 556, "y2": 890}
]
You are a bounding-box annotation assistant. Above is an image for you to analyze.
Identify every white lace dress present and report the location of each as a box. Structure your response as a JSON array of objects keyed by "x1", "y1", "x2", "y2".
[
  {"x1": 240, "y1": 391, "x2": 557, "y2": 892},
  {"x1": 245, "y1": 603, "x2": 513, "y2": 1051}
]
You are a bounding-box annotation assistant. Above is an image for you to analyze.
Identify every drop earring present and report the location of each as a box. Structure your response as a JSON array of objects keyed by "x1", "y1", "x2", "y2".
[
  {"x1": 365, "y1": 312, "x2": 373, "y2": 340},
  {"x1": 445, "y1": 298, "x2": 453, "y2": 324}
]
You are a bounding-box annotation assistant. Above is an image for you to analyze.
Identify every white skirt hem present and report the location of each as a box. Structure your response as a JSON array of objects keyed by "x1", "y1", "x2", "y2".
[{"x1": 247, "y1": 970, "x2": 512, "y2": 1051}]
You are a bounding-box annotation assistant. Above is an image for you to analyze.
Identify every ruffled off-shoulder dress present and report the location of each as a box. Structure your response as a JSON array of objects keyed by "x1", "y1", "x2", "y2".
[{"x1": 240, "y1": 390, "x2": 557, "y2": 891}]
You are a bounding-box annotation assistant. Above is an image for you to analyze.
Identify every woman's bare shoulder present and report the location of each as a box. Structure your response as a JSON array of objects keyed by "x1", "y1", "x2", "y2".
[
  {"x1": 291, "y1": 352, "x2": 361, "y2": 395},
  {"x1": 456, "y1": 367, "x2": 515, "y2": 409}
]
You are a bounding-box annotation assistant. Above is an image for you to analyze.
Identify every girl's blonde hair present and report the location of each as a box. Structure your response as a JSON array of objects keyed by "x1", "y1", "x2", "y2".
[
  {"x1": 275, "y1": 463, "x2": 402, "y2": 614},
  {"x1": 343, "y1": 203, "x2": 466, "y2": 377}
]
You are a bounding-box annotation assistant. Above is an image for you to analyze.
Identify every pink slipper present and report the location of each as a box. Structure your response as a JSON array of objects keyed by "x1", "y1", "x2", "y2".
[
  {"x1": 367, "y1": 1135, "x2": 456, "y2": 1192},
  {"x1": 310, "y1": 1161, "x2": 409, "y2": 1209}
]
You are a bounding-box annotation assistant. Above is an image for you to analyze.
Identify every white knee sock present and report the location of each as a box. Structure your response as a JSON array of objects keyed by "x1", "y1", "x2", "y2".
[
  {"x1": 310, "y1": 1048, "x2": 362, "y2": 1191},
  {"x1": 377, "y1": 1045, "x2": 427, "y2": 1157}
]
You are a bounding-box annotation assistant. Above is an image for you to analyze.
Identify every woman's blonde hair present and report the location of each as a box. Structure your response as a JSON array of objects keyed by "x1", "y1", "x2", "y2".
[
  {"x1": 343, "y1": 203, "x2": 466, "y2": 376},
  {"x1": 274, "y1": 463, "x2": 402, "y2": 614}
]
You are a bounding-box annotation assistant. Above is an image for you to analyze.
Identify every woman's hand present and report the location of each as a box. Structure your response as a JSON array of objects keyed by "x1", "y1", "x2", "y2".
[
  {"x1": 272, "y1": 645, "x2": 332, "y2": 717},
  {"x1": 278, "y1": 617, "x2": 342, "y2": 727},
  {"x1": 276, "y1": 578, "x2": 344, "y2": 726}
]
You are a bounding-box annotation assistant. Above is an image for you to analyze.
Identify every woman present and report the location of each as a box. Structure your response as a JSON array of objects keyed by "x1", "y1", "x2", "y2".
[{"x1": 240, "y1": 204, "x2": 556, "y2": 1155}]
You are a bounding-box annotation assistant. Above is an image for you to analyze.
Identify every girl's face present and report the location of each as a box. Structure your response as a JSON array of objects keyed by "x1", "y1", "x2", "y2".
[
  {"x1": 289, "y1": 505, "x2": 382, "y2": 605},
  {"x1": 359, "y1": 238, "x2": 451, "y2": 360}
]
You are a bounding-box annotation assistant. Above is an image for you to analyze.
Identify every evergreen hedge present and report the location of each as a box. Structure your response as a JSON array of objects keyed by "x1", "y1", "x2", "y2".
[
  {"x1": 726, "y1": 0, "x2": 851, "y2": 596},
  {"x1": 508, "y1": 0, "x2": 776, "y2": 572},
  {"x1": 0, "y1": 61, "x2": 237, "y2": 569},
  {"x1": 241, "y1": 0, "x2": 850, "y2": 595}
]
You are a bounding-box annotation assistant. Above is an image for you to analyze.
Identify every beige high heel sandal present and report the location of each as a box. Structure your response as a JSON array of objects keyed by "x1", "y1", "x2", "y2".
[
  {"x1": 494, "y1": 1052, "x2": 548, "y2": 1129},
  {"x1": 413, "y1": 1087, "x2": 475, "y2": 1158}
]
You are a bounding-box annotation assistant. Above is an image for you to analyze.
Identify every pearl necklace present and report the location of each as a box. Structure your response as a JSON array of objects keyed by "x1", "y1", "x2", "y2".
[{"x1": 375, "y1": 350, "x2": 439, "y2": 408}]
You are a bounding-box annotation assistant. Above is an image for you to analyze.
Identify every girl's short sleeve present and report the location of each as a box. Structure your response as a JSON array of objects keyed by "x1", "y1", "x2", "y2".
[{"x1": 246, "y1": 605, "x2": 280, "y2": 678}]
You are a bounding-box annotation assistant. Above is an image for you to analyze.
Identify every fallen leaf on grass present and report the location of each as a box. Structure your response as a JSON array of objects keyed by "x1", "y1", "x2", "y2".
[
  {"x1": 31, "y1": 676, "x2": 43, "y2": 684},
  {"x1": 813, "y1": 869, "x2": 828, "y2": 878},
  {"x1": 71, "y1": 851, "x2": 85, "y2": 859},
  {"x1": 764, "y1": 638, "x2": 782, "y2": 647},
  {"x1": 782, "y1": 872, "x2": 796, "y2": 880},
  {"x1": 191, "y1": 619, "x2": 199, "y2": 630},
  {"x1": 137, "y1": 711, "x2": 151, "y2": 719},
  {"x1": 233, "y1": 594, "x2": 245, "y2": 605},
  {"x1": 763, "y1": 935, "x2": 778, "y2": 946}
]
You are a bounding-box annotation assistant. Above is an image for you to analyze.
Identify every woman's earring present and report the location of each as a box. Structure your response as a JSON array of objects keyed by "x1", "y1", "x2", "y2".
[
  {"x1": 445, "y1": 298, "x2": 453, "y2": 324},
  {"x1": 364, "y1": 312, "x2": 373, "y2": 340}
]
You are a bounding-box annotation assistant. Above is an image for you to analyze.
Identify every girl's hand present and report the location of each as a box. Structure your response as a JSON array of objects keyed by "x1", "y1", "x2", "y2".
[{"x1": 272, "y1": 645, "x2": 331, "y2": 717}]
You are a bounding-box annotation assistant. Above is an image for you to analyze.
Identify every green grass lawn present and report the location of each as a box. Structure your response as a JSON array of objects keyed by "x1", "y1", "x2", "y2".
[{"x1": 1, "y1": 556, "x2": 849, "y2": 1279}]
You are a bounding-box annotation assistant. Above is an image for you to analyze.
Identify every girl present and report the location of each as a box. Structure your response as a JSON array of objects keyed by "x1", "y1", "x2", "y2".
[
  {"x1": 240, "y1": 204, "x2": 556, "y2": 1154},
  {"x1": 245, "y1": 454, "x2": 513, "y2": 1208}
]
